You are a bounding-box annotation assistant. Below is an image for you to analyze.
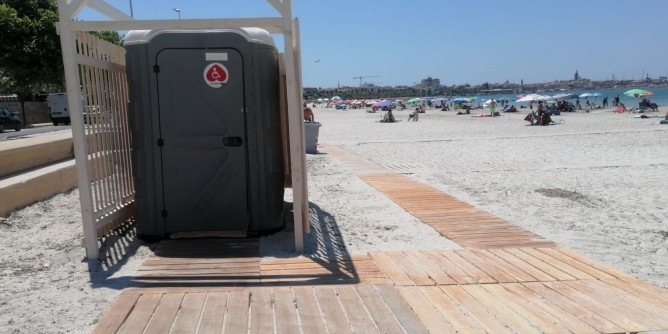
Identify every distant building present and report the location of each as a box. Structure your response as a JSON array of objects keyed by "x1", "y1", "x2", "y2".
[
  {"x1": 417, "y1": 77, "x2": 440, "y2": 90},
  {"x1": 574, "y1": 70, "x2": 580, "y2": 81}
]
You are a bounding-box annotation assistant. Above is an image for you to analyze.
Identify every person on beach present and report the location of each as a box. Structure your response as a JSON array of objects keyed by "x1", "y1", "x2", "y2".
[
  {"x1": 303, "y1": 102, "x2": 314, "y2": 122},
  {"x1": 489, "y1": 99, "x2": 497, "y2": 116},
  {"x1": 381, "y1": 106, "x2": 395, "y2": 123}
]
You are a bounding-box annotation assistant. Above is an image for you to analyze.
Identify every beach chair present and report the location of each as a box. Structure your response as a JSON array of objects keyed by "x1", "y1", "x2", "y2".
[{"x1": 638, "y1": 101, "x2": 658, "y2": 112}]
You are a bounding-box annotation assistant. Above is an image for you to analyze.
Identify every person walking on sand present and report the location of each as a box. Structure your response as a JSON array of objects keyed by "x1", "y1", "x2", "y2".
[{"x1": 489, "y1": 99, "x2": 497, "y2": 116}]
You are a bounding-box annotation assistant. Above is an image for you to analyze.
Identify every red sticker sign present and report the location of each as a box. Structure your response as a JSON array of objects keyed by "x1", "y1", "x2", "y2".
[{"x1": 203, "y1": 63, "x2": 229, "y2": 88}]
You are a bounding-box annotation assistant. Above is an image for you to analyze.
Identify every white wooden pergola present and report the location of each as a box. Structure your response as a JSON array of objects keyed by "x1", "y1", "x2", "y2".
[{"x1": 55, "y1": 0, "x2": 308, "y2": 259}]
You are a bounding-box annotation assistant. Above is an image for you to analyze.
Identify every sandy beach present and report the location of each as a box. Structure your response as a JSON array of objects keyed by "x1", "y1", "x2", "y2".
[{"x1": 1, "y1": 104, "x2": 667, "y2": 333}]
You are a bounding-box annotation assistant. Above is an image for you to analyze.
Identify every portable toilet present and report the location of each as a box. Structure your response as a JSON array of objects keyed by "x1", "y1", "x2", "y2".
[{"x1": 124, "y1": 28, "x2": 284, "y2": 238}]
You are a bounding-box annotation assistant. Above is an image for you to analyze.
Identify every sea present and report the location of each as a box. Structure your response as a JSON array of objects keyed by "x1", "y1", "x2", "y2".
[{"x1": 494, "y1": 87, "x2": 668, "y2": 107}]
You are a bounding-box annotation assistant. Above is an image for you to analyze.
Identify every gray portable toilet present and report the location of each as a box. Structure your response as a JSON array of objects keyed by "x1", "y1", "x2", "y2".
[{"x1": 124, "y1": 28, "x2": 284, "y2": 238}]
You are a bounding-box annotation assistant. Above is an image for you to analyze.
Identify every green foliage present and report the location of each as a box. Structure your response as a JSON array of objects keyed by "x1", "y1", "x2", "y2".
[
  {"x1": 90, "y1": 31, "x2": 123, "y2": 45},
  {"x1": 0, "y1": 0, "x2": 64, "y2": 96}
]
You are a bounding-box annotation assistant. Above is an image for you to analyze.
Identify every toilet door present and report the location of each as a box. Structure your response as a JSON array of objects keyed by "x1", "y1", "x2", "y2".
[{"x1": 156, "y1": 48, "x2": 248, "y2": 232}]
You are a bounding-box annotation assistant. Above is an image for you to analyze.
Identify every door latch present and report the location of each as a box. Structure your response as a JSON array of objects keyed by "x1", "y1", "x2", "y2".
[{"x1": 222, "y1": 136, "x2": 243, "y2": 147}]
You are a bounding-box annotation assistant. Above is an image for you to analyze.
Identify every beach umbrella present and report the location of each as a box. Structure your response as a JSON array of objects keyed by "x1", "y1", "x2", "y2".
[
  {"x1": 624, "y1": 89, "x2": 654, "y2": 97},
  {"x1": 451, "y1": 97, "x2": 470, "y2": 103},
  {"x1": 579, "y1": 93, "x2": 594, "y2": 98},
  {"x1": 406, "y1": 97, "x2": 422, "y2": 104},
  {"x1": 516, "y1": 94, "x2": 549, "y2": 102},
  {"x1": 552, "y1": 93, "x2": 579, "y2": 100},
  {"x1": 591, "y1": 92, "x2": 602, "y2": 97},
  {"x1": 331, "y1": 96, "x2": 342, "y2": 101},
  {"x1": 372, "y1": 99, "x2": 393, "y2": 107}
]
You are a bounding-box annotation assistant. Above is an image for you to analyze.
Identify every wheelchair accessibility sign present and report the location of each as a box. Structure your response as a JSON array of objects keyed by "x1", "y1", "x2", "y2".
[{"x1": 203, "y1": 63, "x2": 229, "y2": 88}]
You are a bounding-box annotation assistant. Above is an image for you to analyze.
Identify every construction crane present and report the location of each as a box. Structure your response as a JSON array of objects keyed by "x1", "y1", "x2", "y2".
[{"x1": 353, "y1": 75, "x2": 381, "y2": 86}]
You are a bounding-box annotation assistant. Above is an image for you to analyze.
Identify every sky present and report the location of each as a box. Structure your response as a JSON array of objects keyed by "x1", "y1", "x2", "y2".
[{"x1": 76, "y1": 0, "x2": 668, "y2": 88}]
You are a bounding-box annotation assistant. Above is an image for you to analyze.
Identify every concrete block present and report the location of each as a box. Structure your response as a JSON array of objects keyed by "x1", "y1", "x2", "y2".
[
  {"x1": 0, "y1": 159, "x2": 77, "y2": 217},
  {"x1": 0, "y1": 130, "x2": 73, "y2": 178}
]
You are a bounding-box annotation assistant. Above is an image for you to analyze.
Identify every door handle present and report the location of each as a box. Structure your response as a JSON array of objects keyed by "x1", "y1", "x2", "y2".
[{"x1": 223, "y1": 136, "x2": 243, "y2": 147}]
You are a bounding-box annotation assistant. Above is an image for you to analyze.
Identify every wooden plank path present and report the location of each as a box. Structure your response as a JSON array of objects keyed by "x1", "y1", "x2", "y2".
[
  {"x1": 92, "y1": 145, "x2": 668, "y2": 332},
  {"x1": 94, "y1": 242, "x2": 668, "y2": 333},
  {"x1": 360, "y1": 173, "x2": 555, "y2": 249},
  {"x1": 322, "y1": 144, "x2": 553, "y2": 248}
]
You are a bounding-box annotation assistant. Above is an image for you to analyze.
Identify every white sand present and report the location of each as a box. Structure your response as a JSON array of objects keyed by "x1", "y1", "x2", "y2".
[{"x1": 1, "y1": 105, "x2": 667, "y2": 333}]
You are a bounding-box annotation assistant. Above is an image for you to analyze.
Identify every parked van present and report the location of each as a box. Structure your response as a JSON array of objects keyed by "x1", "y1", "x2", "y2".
[{"x1": 47, "y1": 93, "x2": 71, "y2": 125}]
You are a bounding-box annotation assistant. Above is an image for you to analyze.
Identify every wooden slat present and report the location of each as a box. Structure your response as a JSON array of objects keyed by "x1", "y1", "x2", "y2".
[
  {"x1": 521, "y1": 248, "x2": 595, "y2": 280},
  {"x1": 456, "y1": 250, "x2": 516, "y2": 283},
  {"x1": 92, "y1": 293, "x2": 141, "y2": 334},
  {"x1": 422, "y1": 251, "x2": 477, "y2": 285},
  {"x1": 223, "y1": 290, "x2": 250, "y2": 334},
  {"x1": 374, "y1": 285, "x2": 429, "y2": 334},
  {"x1": 439, "y1": 251, "x2": 496, "y2": 283},
  {"x1": 588, "y1": 280, "x2": 668, "y2": 326},
  {"x1": 522, "y1": 282, "x2": 625, "y2": 333},
  {"x1": 171, "y1": 293, "x2": 206, "y2": 334},
  {"x1": 403, "y1": 251, "x2": 457, "y2": 285},
  {"x1": 470, "y1": 249, "x2": 537, "y2": 282},
  {"x1": 506, "y1": 248, "x2": 575, "y2": 281},
  {"x1": 197, "y1": 292, "x2": 228, "y2": 334},
  {"x1": 143, "y1": 293, "x2": 184, "y2": 333},
  {"x1": 439, "y1": 285, "x2": 515, "y2": 334},
  {"x1": 543, "y1": 281, "x2": 648, "y2": 332},
  {"x1": 460, "y1": 284, "x2": 541, "y2": 333},
  {"x1": 490, "y1": 249, "x2": 555, "y2": 281},
  {"x1": 292, "y1": 286, "x2": 326, "y2": 334},
  {"x1": 369, "y1": 252, "x2": 414, "y2": 286},
  {"x1": 481, "y1": 284, "x2": 571, "y2": 333},
  {"x1": 564, "y1": 280, "x2": 668, "y2": 329},
  {"x1": 418, "y1": 286, "x2": 485, "y2": 333},
  {"x1": 602, "y1": 276, "x2": 668, "y2": 307},
  {"x1": 335, "y1": 286, "x2": 378, "y2": 332},
  {"x1": 385, "y1": 252, "x2": 434, "y2": 286},
  {"x1": 535, "y1": 247, "x2": 617, "y2": 281},
  {"x1": 556, "y1": 247, "x2": 638, "y2": 281},
  {"x1": 249, "y1": 288, "x2": 274, "y2": 333},
  {"x1": 117, "y1": 293, "x2": 162, "y2": 333},
  {"x1": 500, "y1": 283, "x2": 597, "y2": 333},
  {"x1": 313, "y1": 287, "x2": 351, "y2": 333},
  {"x1": 355, "y1": 285, "x2": 405, "y2": 334},
  {"x1": 397, "y1": 287, "x2": 456, "y2": 333},
  {"x1": 273, "y1": 287, "x2": 300, "y2": 334}
]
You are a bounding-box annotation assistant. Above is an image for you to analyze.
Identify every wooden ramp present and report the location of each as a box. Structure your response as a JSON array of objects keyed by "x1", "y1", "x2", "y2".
[
  {"x1": 95, "y1": 242, "x2": 668, "y2": 333},
  {"x1": 92, "y1": 145, "x2": 668, "y2": 333},
  {"x1": 360, "y1": 173, "x2": 555, "y2": 249}
]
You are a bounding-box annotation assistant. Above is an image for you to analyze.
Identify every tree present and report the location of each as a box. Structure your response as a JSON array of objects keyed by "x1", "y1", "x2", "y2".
[
  {"x1": 0, "y1": 0, "x2": 63, "y2": 124},
  {"x1": 90, "y1": 30, "x2": 123, "y2": 45}
]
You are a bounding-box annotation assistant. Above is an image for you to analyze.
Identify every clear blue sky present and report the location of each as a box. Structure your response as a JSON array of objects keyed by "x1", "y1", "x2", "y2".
[{"x1": 77, "y1": 0, "x2": 668, "y2": 88}]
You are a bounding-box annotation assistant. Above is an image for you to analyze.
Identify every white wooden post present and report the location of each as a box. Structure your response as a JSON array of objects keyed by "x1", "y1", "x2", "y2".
[
  {"x1": 282, "y1": 0, "x2": 306, "y2": 251},
  {"x1": 293, "y1": 18, "x2": 309, "y2": 234},
  {"x1": 56, "y1": 0, "x2": 99, "y2": 259}
]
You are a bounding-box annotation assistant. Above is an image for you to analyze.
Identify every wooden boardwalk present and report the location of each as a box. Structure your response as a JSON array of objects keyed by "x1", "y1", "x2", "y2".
[
  {"x1": 93, "y1": 145, "x2": 668, "y2": 333},
  {"x1": 360, "y1": 173, "x2": 555, "y2": 249},
  {"x1": 95, "y1": 243, "x2": 668, "y2": 333}
]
